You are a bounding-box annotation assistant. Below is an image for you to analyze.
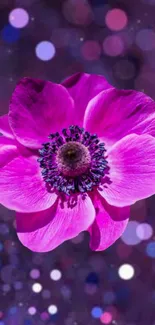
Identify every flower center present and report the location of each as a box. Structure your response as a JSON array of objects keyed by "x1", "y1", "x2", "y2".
[
  {"x1": 38, "y1": 125, "x2": 107, "y2": 195},
  {"x1": 56, "y1": 141, "x2": 91, "y2": 177}
]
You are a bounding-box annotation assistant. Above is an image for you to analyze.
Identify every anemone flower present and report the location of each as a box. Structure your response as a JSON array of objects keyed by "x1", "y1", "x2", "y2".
[{"x1": 0, "y1": 73, "x2": 155, "y2": 252}]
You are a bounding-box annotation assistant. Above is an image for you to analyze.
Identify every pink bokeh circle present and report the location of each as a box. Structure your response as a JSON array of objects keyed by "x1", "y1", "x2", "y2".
[
  {"x1": 81, "y1": 41, "x2": 101, "y2": 61},
  {"x1": 100, "y1": 312, "x2": 112, "y2": 324},
  {"x1": 103, "y1": 35, "x2": 124, "y2": 56},
  {"x1": 105, "y1": 9, "x2": 128, "y2": 31}
]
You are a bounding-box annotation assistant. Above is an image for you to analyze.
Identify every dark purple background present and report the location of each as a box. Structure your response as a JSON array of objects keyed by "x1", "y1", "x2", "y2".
[{"x1": 0, "y1": 1, "x2": 155, "y2": 325}]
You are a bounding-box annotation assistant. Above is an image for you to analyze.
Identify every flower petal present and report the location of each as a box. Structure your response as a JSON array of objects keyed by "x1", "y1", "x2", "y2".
[
  {"x1": 84, "y1": 88, "x2": 155, "y2": 146},
  {"x1": 16, "y1": 194, "x2": 95, "y2": 252},
  {"x1": 88, "y1": 193, "x2": 129, "y2": 251},
  {"x1": 0, "y1": 155, "x2": 57, "y2": 212},
  {"x1": 98, "y1": 134, "x2": 155, "y2": 207},
  {"x1": 0, "y1": 114, "x2": 14, "y2": 139},
  {"x1": 9, "y1": 77, "x2": 74, "y2": 149},
  {"x1": 0, "y1": 136, "x2": 18, "y2": 167},
  {"x1": 62, "y1": 72, "x2": 113, "y2": 126}
]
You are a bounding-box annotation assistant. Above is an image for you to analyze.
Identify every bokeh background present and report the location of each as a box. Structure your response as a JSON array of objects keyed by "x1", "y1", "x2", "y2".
[{"x1": 0, "y1": 0, "x2": 155, "y2": 324}]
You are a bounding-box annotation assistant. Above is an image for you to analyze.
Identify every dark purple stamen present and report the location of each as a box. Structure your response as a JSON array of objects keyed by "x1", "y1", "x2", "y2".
[{"x1": 38, "y1": 125, "x2": 107, "y2": 195}]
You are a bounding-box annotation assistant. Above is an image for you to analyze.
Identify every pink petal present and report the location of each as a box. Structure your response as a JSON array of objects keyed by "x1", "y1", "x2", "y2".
[
  {"x1": 84, "y1": 88, "x2": 155, "y2": 146},
  {"x1": 0, "y1": 155, "x2": 57, "y2": 212},
  {"x1": 16, "y1": 194, "x2": 95, "y2": 252},
  {"x1": 9, "y1": 78, "x2": 74, "y2": 149},
  {"x1": 88, "y1": 193, "x2": 129, "y2": 251},
  {"x1": 0, "y1": 114, "x2": 14, "y2": 139},
  {"x1": 62, "y1": 72, "x2": 113, "y2": 126},
  {"x1": 98, "y1": 134, "x2": 155, "y2": 207},
  {"x1": 0, "y1": 136, "x2": 19, "y2": 167}
]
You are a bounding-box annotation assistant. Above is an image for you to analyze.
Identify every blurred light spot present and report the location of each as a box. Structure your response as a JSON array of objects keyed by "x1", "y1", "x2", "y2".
[
  {"x1": 50, "y1": 269, "x2": 62, "y2": 281},
  {"x1": 136, "y1": 29, "x2": 155, "y2": 51},
  {"x1": 100, "y1": 312, "x2": 112, "y2": 324},
  {"x1": 136, "y1": 223, "x2": 153, "y2": 240},
  {"x1": 41, "y1": 312, "x2": 49, "y2": 321},
  {"x1": 32, "y1": 283, "x2": 42, "y2": 293},
  {"x1": 42, "y1": 289, "x2": 51, "y2": 299},
  {"x1": 9, "y1": 307, "x2": 17, "y2": 315},
  {"x1": 9, "y1": 8, "x2": 29, "y2": 28},
  {"x1": 118, "y1": 264, "x2": 135, "y2": 280},
  {"x1": 91, "y1": 306, "x2": 103, "y2": 318},
  {"x1": 146, "y1": 241, "x2": 155, "y2": 258},
  {"x1": 2, "y1": 284, "x2": 11, "y2": 292},
  {"x1": 81, "y1": 41, "x2": 101, "y2": 61},
  {"x1": 121, "y1": 221, "x2": 141, "y2": 245},
  {"x1": 30, "y1": 269, "x2": 40, "y2": 279},
  {"x1": 2, "y1": 24, "x2": 20, "y2": 43},
  {"x1": 35, "y1": 41, "x2": 56, "y2": 61},
  {"x1": 105, "y1": 9, "x2": 128, "y2": 31},
  {"x1": 103, "y1": 35, "x2": 124, "y2": 56},
  {"x1": 85, "y1": 284, "x2": 97, "y2": 295},
  {"x1": 28, "y1": 307, "x2": 36, "y2": 315},
  {"x1": 48, "y1": 305, "x2": 58, "y2": 315},
  {"x1": 61, "y1": 285, "x2": 72, "y2": 299},
  {"x1": 62, "y1": 0, "x2": 93, "y2": 26},
  {"x1": 103, "y1": 291, "x2": 115, "y2": 304},
  {"x1": 14, "y1": 281, "x2": 23, "y2": 290}
]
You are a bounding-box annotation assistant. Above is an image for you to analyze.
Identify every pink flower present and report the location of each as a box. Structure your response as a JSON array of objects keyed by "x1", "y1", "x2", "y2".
[{"x1": 0, "y1": 73, "x2": 155, "y2": 252}]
